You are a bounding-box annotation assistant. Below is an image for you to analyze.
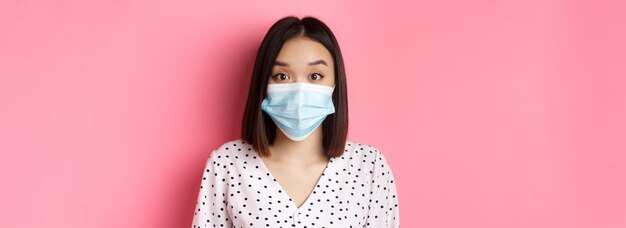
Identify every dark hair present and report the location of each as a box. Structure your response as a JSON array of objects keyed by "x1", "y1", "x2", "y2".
[{"x1": 241, "y1": 16, "x2": 348, "y2": 158}]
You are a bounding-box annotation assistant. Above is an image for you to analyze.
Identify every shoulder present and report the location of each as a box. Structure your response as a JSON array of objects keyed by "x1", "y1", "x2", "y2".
[
  {"x1": 343, "y1": 140, "x2": 397, "y2": 184},
  {"x1": 345, "y1": 139, "x2": 380, "y2": 150},
  {"x1": 342, "y1": 139, "x2": 390, "y2": 169},
  {"x1": 212, "y1": 138, "x2": 251, "y2": 155},
  {"x1": 344, "y1": 139, "x2": 383, "y2": 158},
  {"x1": 205, "y1": 138, "x2": 256, "y2": 166}
]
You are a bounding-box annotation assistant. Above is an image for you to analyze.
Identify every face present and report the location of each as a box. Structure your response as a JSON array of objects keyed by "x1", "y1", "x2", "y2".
[{"x1": 269, "y1": 37, "x2": 335, "y2": 87}]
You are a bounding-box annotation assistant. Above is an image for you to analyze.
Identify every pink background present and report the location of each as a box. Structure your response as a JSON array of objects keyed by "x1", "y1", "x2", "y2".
[{"x1": 1, "y1": 0, "x2": 625, "y2": 227}]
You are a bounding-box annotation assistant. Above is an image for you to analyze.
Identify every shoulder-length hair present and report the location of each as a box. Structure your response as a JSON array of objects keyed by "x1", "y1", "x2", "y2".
[{"x1": 241, "y1": 15, "x2": 349, "y2": 158}]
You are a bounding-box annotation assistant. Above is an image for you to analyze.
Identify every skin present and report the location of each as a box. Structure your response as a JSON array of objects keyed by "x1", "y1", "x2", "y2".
[{"x1": 260, "y1": 36, "x2": 336, "y2": 208}]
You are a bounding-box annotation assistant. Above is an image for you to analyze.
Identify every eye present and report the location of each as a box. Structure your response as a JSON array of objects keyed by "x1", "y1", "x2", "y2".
[
  {"x1": 273, "y1": 73, "x2": 289, "y2": 81},
  {"x1": 309, "y1": 73, "x2": 324, "y2": 81}
]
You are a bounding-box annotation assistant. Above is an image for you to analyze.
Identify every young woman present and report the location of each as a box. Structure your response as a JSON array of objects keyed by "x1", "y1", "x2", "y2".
[{"x1": 192, "y1": 16, "x2": 400, "y2": 228}]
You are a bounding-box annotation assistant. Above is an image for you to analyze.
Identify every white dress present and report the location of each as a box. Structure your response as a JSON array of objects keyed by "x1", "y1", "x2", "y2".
[{"x1": 191, "y1": 138, "x2": 400, "y2": 228}]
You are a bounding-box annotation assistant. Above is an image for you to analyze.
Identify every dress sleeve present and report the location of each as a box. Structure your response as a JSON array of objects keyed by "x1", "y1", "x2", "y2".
[
  {"x1": 191, "y1": 150, "x2": 232, "y2": 228},
  {"x1": 365, "y1": 149, "x2": 400, "y2": 227}
]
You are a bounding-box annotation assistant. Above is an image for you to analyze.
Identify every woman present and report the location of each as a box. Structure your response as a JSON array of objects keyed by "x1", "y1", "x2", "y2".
[{"x1": 192, "y1": 16, "x2": 400, "y2": 228}]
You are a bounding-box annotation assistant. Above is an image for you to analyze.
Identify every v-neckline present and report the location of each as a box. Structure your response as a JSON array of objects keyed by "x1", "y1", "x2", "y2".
[{"x1": 256, "y1": 153, "x2": 335, "y2": 211}]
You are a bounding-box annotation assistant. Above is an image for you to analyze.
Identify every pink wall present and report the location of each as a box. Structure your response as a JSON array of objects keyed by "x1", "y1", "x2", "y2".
[{"x1": 1, "y1": 0, "x2": 625, "y2": 227}]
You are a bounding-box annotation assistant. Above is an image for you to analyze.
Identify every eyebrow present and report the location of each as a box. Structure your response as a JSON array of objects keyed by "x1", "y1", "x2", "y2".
[{"x1": 274, "y1": 59, "x2": 328, "y2": 67}]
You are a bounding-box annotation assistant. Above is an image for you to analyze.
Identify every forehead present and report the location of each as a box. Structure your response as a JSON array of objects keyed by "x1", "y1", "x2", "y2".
[{"x1": 275, "y1": 37, "x2": 334, "y2": 66}]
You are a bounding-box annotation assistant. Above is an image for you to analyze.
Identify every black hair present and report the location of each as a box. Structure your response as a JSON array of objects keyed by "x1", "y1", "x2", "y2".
[{"x1": 241, "y1": 16, "x2": 349, "y2": 158}]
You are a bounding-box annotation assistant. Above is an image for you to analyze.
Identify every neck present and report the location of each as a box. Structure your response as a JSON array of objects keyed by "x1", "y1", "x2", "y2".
[{"x1": 268, "y1": 125, "x2": 327, "y2": 165}]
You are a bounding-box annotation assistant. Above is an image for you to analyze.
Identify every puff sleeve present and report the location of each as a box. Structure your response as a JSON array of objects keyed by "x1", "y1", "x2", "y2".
[
  {"x1": 191, "y1": 150, "x2": 232, "y2": 227},
  {"x1": 365, "y1": 149, "x2": 400, "y2": 227}
]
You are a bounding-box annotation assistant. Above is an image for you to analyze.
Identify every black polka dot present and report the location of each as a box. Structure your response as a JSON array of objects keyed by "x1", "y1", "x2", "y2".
[{"x1": 191, "y1": 138, "x2": 400, "y2": 227}]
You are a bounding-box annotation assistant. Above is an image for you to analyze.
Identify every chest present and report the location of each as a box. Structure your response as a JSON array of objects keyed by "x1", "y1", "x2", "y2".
[
  {"x1": 224, "y1": 168, "x2": 370, "y2": 228},
  {"x1": 221, "y1": 153, "x2": 373, "y2": 227}
]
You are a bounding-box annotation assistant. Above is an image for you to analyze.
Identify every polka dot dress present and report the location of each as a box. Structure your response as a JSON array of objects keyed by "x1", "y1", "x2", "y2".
[{"x1": 191, "y1": 138, "x2": 400, "y2": 228}]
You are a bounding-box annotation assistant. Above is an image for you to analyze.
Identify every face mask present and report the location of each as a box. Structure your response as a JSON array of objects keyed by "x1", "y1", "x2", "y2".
[{"x1": 260, "y1": 82, "x2": 336, "y2": 141}]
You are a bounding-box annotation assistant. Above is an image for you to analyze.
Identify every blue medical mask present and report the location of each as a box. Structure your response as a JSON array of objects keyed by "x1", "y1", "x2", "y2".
[{"x1": 260, "y1": 82, "x2": 335, "y2": 141}]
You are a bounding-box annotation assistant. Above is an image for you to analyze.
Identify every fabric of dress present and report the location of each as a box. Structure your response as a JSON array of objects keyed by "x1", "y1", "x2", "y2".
[{"x1": 191, "y1": 138, "x2": 400, "y2": 228}]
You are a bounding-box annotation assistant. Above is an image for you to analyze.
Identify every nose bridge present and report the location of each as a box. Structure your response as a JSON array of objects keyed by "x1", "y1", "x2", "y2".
[
  {"x1": 293, "y1": 73, "x2": 305, "y2": 83},
  {"x1": 291, "y1": 67, "x2": 307, "y2": 83}
]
